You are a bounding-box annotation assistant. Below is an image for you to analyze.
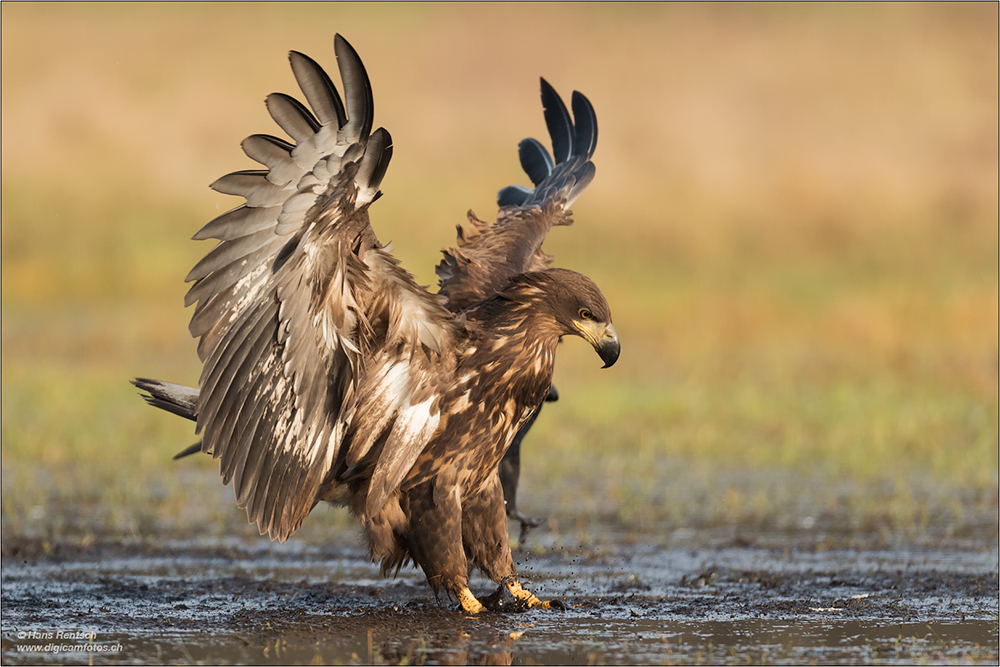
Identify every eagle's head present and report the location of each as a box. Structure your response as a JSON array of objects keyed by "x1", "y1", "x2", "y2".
[{"x1": 508, "y1": 268, "x2": 620, "y2": 368}]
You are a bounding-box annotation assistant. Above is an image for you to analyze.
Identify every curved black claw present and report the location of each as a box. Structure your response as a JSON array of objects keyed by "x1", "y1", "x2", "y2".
[{"x1": 548, "y1": 598, "x2": 568, "y2": 611}]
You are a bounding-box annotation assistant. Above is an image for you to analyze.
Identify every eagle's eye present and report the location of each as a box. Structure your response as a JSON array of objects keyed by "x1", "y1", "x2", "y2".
[{"x1": 578, "y1": 308, "x2": 593, "y2": 321}]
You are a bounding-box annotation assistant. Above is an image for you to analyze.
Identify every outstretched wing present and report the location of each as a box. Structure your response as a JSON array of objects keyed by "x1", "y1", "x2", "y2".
[
  {"x1": 436, "y1": 79, "x2": 598, "y2": 311},
  {"x1": 184, "y1": 35, "x2": 453, "y2": 541}
]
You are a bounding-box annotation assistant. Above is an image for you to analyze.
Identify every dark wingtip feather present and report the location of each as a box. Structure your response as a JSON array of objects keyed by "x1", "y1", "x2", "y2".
[
  {"x1": 497, "y1": 185, "x2": 533, "y2": 208},
  {"x1": 356, "y1": 127, "x2": 393, "y2": 200},
  {"x1": 498, "y1": 80, "x2": 599, "y2": 210},
  {"x1": 571, "y1": 90, "x2": 598, "y2": 158},
  {"x1": 289, "y1": 50, "x2": 347, "y2": 128},
  {"x1": 540, "y1": 78, "x2": 573, "y2": 164},
  {"x1": 518, "y1": 138, "x2": 554, "y2": 186},
  {"x1": 334, "y1": 34, "x2": 374, "y2": 141},
  {"x1": 265, "y1": 92, "x2": 321, "y2": 144}
]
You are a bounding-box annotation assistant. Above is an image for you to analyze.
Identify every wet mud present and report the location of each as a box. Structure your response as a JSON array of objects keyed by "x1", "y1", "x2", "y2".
[{"x1": 2, "y1": 533, "x2": 997, "y2": 665}]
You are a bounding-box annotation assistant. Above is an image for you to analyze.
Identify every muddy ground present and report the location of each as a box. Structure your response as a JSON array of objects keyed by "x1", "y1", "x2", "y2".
[{"x1": 2, "y1": 528, "x2": 997, "y2": 665}]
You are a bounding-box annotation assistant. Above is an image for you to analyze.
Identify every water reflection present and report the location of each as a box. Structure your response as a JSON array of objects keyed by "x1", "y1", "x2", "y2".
[{"x1": 3, "y1": 615, "x2": 996, "y2": 665}]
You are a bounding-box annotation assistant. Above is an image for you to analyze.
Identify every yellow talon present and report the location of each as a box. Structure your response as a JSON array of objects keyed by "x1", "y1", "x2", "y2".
[
  {"x1": 504, "y1": 580, "x2": 548, "y2": 608},
  {"x1": 457, "y1": 586, "x2": 486, "y2": 613}
]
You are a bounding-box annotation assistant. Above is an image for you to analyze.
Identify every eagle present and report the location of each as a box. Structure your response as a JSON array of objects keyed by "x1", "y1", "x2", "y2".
[{"x1": 134, "y1": 34, "x2": 618, "y2": 614}]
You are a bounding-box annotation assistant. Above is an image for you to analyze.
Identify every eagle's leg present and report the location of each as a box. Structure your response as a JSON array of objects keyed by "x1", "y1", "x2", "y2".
[
  {"x1": 456, "y1": 586, "x2": 486, "y2": 614},
  {"x1": 401, "y1": 481, "x2": 487, "y2": 614},
  {"x1": 463, "y1": 471, "x2": 563, "y2": 611},
  {"x1": 503, "y1": 578, "x2": 562, "y2": 609}
]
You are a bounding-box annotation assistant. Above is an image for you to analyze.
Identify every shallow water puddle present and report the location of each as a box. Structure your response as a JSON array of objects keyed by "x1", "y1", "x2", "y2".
[{"x1": 2, "y1": 538, "x2": 997, "y2": 664}]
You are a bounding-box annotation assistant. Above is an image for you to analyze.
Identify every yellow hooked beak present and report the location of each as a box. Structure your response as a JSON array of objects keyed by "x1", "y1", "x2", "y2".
[{"x1": 572, "y1": 320, "x2": 620, "y2": 368}]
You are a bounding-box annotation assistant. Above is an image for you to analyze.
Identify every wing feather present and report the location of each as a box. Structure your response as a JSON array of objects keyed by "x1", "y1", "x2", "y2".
[
  {"x1": 518, "y1": 137, "x2": 553, "y2": 186},
  {"x1": 355, "y1": 128, "x2": 392, "y2": 204},
  {"x1": 571, "y1": 90, "x2": 598, "y2": 157},
  {"x1": 289, "y1": 50, "x2": 347, "y2": 128},
  {"x1": 265, "y1": 92, "x2": 321, "y2": 144},
  {"x1": 226, "y1": 371, "x2": 272, "y2": 486},
  {"x1": 191, "y1": 259, "x2": 279, "y2": 362},
  {"x1": 335, "y1": 34, "x2": 374, "y2": 141},
  {"x1": 199, "y1": 299, "x2": 276, "y2": 435},
  {"x1": 335, "y1": 246, "x2": 463, "y2": 517},
  {"x1": 242, "y1": 134, "x2": 304, "y2": 187},
  {"x1": 183, "y1": 238, "x2": 281, "y2": 310},
  {"x1": 188, "y1": 256, "x2": 273, "y2": 344},
  {"x1": 192, "y1": 204, "x2": 282, "y2": 243},
  {"x1": 211, "y1": 305, "x2": 280, "y2": 449},
  {"x1": 185, "y1": 227, "x2": 281, "y2": 284},
  {"x1": 186, "y1": 35, "x2": 457, "y2": 541},
  {"x1": 436, "y1": 79, "x2": 599, "y2": 311},
  {"x1": 210, "y1": 170, "x2": 291, "y2": 208},
  {"x1": 366, "y1": 392, "x2": 440, "y2": 517},
  {"x1": 540, "y1": 78, "x2": 573, "y2": 163},
  {"x1": 496, "y1": 184, "x2": 533, "y2": 208}
]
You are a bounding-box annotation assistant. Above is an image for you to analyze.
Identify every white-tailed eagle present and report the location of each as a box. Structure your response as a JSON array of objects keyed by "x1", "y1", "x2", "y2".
[{"x1": 134, "y1": 34, "x2": 618, "y2": 613}]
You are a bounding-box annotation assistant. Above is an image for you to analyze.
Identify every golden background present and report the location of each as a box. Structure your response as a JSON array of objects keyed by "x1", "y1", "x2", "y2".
[{"x1": 2, "y1": 3, "x2": 996, "y2": 543}]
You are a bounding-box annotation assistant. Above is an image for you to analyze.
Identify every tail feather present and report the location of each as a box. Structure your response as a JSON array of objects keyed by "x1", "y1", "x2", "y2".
[
  {"x1": 172, "y1": 442, "x2": 205, "y2": 460},
  {"x1": 132, "y1": 378, "x2": 199, "y2": 422}
]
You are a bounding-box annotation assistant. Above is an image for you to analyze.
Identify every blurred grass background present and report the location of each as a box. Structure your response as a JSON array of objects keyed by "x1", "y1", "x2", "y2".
[{"x1": 2, "y1": 3, "x2": 997, "y2": 547}]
